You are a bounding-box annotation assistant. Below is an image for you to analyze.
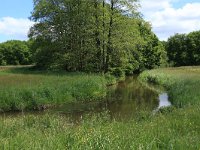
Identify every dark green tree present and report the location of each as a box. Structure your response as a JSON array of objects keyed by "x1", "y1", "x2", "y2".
[
  {"x1": 0, "y1": 40, "x2": 32, "y2": 65},
  {"x1": 187, "y1": 31, "x2": 200, "y2": 65},
  {"x1": 166, "y1": 31, "x2": 200, "y2": 67}
]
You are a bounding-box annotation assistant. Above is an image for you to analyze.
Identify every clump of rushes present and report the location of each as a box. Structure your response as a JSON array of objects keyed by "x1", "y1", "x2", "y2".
[{"x1": 0, "y1": 67, "x2": 106, "y2": 111}]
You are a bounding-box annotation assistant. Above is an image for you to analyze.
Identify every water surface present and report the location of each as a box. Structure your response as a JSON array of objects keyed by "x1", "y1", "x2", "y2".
[
  {"x1": 0, "y1": 76, "x2": 171, "y2": 121},
  {"x1": 54, "y1": 76, "x2": 171, "y2": 121}
]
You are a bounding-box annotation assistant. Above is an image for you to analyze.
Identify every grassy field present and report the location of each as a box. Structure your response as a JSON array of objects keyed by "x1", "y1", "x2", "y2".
[
  {"x1": 0, "y1": 67, "x2": 107, "y2": 111},
  {"x1": 0, "y1": 66, "x2": 200, "y2": 149}
]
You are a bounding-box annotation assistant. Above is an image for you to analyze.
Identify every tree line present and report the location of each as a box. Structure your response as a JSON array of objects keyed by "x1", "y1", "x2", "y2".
[
  {"x1": 1, "y1": 0, "x2": 199, "y2": 74},
  {"x1": 165, "y1": 31, "x2": 200, "y2": 67},
  {"x1": 0, "y1": 40, "x2": 32, "y2": 65}
]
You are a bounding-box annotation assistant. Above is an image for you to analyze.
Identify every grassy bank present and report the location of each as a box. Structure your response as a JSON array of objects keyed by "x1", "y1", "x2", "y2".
[
  {"x1": 0, "y1": 67, "x2": 106, "y2": 111},
  {"x1": 1, "y1": 66, "x2": 200, "y2": 149},
  {"x1": 139, "y1": 66, "x2": 200, "y2": 107}
]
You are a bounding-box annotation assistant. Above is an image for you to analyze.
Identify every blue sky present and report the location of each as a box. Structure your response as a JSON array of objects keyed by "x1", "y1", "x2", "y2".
[
  {"x1": 0, "y1": 0, "x2": 34, "y2": 42},
  {"x1": 0, "y1": 0, "x2": 200, "y2": 42},
  {"x1": 173, "y1": 0, "x2": 198, "y2": 8},
  {"x1": 0, "y1": 0, "x2": 33, "y2": 18}
]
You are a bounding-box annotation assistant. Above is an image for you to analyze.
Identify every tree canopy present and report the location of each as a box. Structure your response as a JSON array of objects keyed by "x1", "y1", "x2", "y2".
[
  {"x1": 29, "y1": 0, "x2": 167, "y2": 74},
  {"x1": 166, "y1": 31, "x2": 200, "y2": 67},
  {"x1": 0, "y1": 40, "x2": 32, "y2": 65}
]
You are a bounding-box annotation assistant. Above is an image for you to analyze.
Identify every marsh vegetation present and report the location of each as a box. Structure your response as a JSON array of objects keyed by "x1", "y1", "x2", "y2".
[
  {"x1": 0, "y1": 67, "x2": 106, "y2": 112},
  {"x1": 0, "y1": 66, "x2": 200, "y2": 149}
]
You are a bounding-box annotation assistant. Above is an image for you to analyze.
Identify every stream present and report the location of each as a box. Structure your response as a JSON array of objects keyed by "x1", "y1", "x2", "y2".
[
  {"x1": 1, "y1": 76, "x2": 171, "y2": 121},
  {"x1": 52, "y1": 76, "x2": 171, "y2": 121}
]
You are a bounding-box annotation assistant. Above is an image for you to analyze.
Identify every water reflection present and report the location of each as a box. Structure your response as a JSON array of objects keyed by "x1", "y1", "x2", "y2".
[
  {"x1": 55, "y1": 76, "x2": 170, "y2": 121},
  {"x1": 152, "y1": 93, "x2": 171, "y2": 114},
  {"x1": 104, "y1": 76, "x2": 159, "y2": 119},
  {"x1": 158, "y1": 93, "x2": 171, "y2": 109}
]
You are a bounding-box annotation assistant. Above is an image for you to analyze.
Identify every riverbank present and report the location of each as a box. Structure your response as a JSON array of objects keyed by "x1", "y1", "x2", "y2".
[
  {"x1": 1, "y1": 66, "x2": 200, "y2": 149},
  {"x1": 1, "y1": 103, "x2": 200, "y2": 149},
  {"x1": 0, "y1": 67, "x2": 107, "y2": 112},
  {"x1": 139, "y1": 66, "x2": 200, "y2": 107}
]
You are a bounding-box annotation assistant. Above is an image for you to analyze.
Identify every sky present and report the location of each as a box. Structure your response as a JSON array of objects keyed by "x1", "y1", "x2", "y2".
[
  {"x1": 0, "y1": 0, "x2": 34, "y2": 42},
  {"x1": 140, "y1": 0, "x2": 200, "y2": 40},
  {"x1": 0, "y1": 0, "x2": 200, "y2": 42}
]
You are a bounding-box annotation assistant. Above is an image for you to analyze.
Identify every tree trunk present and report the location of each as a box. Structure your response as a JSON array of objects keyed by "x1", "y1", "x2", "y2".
[
  {"x1": 94, "y1": 0, "x2": 101, "y2": 71},
  {"x1": 105, "y1": 0, "x2": 114, "y2": 72}
]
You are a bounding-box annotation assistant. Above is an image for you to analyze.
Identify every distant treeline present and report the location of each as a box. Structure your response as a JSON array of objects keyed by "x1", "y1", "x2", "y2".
[
  {"x1": 165, "y1": 31, "x2": 200, "y2": 67},
  {"x1": 0, "y1": 40, "x2": 32, "y2": 65}
]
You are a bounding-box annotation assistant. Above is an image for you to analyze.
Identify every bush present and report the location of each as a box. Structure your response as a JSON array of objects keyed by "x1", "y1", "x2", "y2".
[
  {"x1": 104, "y1": 73, "x2": 117, "y2": 85},
  {"x1": 109, "y1": 68, "x2": 125, "y2": 81}
]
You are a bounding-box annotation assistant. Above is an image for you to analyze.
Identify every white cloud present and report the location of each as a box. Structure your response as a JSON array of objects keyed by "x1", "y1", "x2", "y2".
[
  {"x1": 0, "y1": 17, "x2": 34, "y2": 42},
  {"x1": 141, "y1": 0, "x2": 173, "y2": 12},
  {"x1": 140, "y1": 0, "x2": 200, "y2": 41}
]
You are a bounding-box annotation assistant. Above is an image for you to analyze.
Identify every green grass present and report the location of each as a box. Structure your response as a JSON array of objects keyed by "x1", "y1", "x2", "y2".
[
  {"x1": 1, "y1": 66, "x2": 200, "y2": 149},
  {"x1": 139, "y1": 66, "x2": 200, "y2": 107},
  {"x1": 0, "y1": 66, "x2": 106, "y2": 111},
  {"x1": 0, "y1": 106, "x2": 200, "y2": 149}
]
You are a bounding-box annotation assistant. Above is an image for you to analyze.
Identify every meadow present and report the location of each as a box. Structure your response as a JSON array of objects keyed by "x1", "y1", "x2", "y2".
[
  {"x1": 0, "y1": 66, "x2": 107, "y2": 112},
  {"x1": 0, "y1": 66, "x2": 200, "y2": 149}
]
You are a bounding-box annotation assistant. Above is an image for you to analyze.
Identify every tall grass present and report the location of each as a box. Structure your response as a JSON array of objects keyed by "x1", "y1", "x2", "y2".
[
  {"x1": 1, "y1": 66, "x2": 200, "y2": 149},
  {"x1": 139, "y1": 66, "x2": 200, "y2": 107},
  {"x1": 0, "y1": 106, "x2": 200, "y2": 149},
  {"x1": 0, "y1": 67, "x2": 106, "y2": 111}
]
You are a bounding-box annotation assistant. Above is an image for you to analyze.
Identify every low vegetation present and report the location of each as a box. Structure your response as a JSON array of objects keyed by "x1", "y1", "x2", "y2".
[
  {"x1": 1, "y1": 105, "x2": 200, "y2": 149},
  {"x1": 139, "y1": 66, "x2": 200, "y2": 107},
  {"x1": 0, "y1": 67, "x2": 106, "y2": 112},
  {"x1": 0, "y1": 66, "x2": 200, "y2": 149}
]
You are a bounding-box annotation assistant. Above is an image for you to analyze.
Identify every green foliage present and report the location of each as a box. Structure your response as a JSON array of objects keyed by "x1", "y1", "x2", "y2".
[
  {"x1": 29, "y1": 0, "x2": 167, "y2": 73},
  {"x1": 109, "y1": 67, "x2": 124, "y2": 78},
  {"x1": 0, "y1": 40, "x2": 32, "y2": 65},
  {"x1": 166, "y1": 31, "x2": 200, "y2": 67},
  {"x1": 137, "y1": 24, "x2": 168, "y2": 71},
  {"x1": 104, "y1": 73, "x2": 117, "y2": 85},
  {"x1": 109, "y1": 67, "x2": 125, "y2": 81}
]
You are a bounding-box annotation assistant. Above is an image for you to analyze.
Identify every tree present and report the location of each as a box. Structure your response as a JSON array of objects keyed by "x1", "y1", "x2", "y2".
[
  {"x1": 29, "y1": 0, "x2": 167, "y2": 74},
  {"x1": 187, "y1": 31, "x2": 200, "y2": 65},
  {"x1": 166, "y1": 31, "x2": 200, "y2": 67},
  {"x1": 0, "y1": 40, "x2": 32, "y2": 65}
]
